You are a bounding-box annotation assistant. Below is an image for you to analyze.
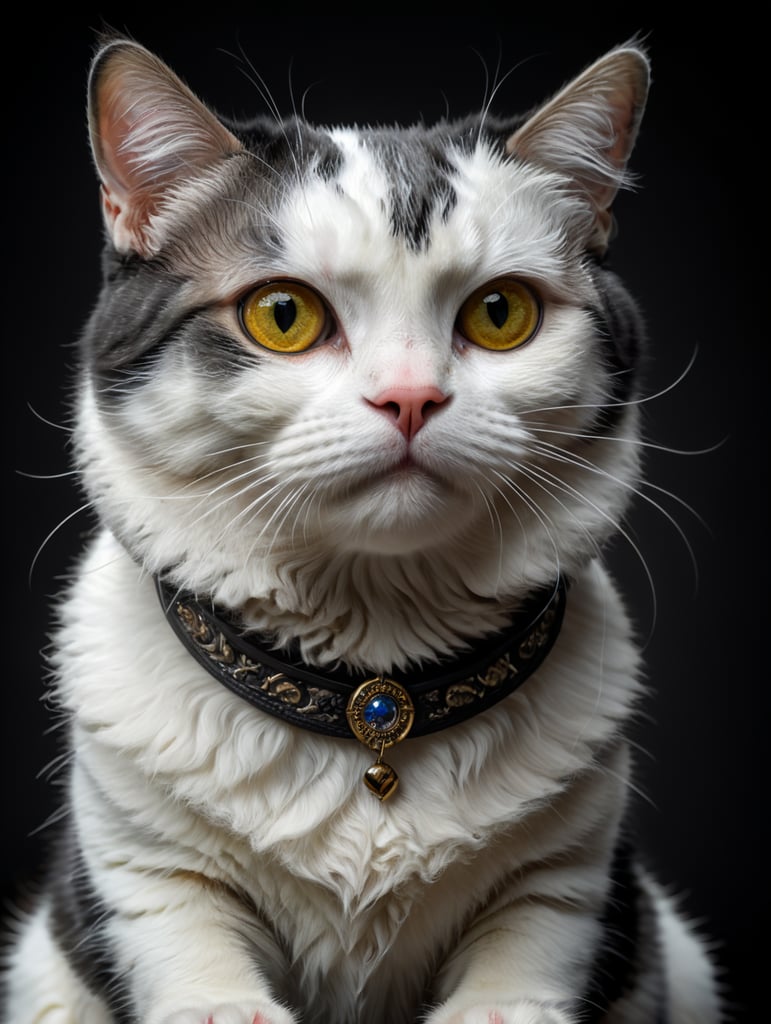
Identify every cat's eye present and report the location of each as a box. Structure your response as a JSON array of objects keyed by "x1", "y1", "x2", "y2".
[
  {"x1": 457, "y1": 279, "x2": 541, "y2": 351},
  {"x1": 239, "y1": 282, "x2": 330, "y2": 353}
]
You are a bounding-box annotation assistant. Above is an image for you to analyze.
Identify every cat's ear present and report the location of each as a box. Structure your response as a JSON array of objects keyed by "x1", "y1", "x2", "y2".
[
  {"x1": 506, "y1": 45, "x2": 649, "y2": 254},
  {"x1": 88, "y1": 39, "x2": 243, "y2": 256}
]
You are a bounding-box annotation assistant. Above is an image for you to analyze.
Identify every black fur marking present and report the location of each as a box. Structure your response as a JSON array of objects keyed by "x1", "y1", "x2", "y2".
[
  {"x1": 235, "y1": 115, "x2": 344, "y2": 187},
  {"x1": 579, "y1": 840, "x2": 668, "y2": 1023},
  {"x1": 580, "y1": 840, "x2": 641, "y2": 1019},
  {"x1": 588, "y1": 268, "x2": 645, "y2": 434},
  {"x1": 360, "y1": 124, "x2": 476, "y2": 252},
  {"x1": 48, "y1": 822, "x2": 135, "y2": 1022},
  {"x1": 93, "y1": 321, "x2": 258, "y2": 406},
  {"x1": 180, "y1": 319, "x2": 262, "y2": 376},
  {"x1": 387, "y1": 151, "x2": 457, "y2": 252},
  {"x1": 85, "y1": 262, "x2": 260, "y2": 403},
  {"x1": 81, "y1": 259, "x2": 188, "y2": 373}
]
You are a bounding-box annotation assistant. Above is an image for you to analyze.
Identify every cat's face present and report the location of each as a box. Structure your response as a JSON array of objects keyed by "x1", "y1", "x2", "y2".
[{"x1": 75, "y1": 40, "x2": 648, "y2": 651}]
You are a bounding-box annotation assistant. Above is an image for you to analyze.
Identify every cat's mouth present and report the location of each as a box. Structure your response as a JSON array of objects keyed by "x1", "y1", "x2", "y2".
[
  {"x1": 338, "y1": 447, "x2": 476, "y2": 552},
  {"x1": 379, "y1": 449, "x2": 447, "y2": 487},
  {"x1": 393, "y1": 453, "x2": 420, "y2": 473}
]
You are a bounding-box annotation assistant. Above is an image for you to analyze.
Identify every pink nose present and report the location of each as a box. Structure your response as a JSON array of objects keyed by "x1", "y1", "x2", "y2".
[{"x1": 368, "y1": 386, "x2": 449, "y2": 441}]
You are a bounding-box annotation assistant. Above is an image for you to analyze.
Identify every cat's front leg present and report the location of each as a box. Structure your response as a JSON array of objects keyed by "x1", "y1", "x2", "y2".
[
  {"x1": 424, "y1": 1004, "x2": 570, "y2": 1024},
  {"x1": 135, "y1": 920, "x2": 298, "y2": 1024},
  {"x1": 91, "y1": 862, "x2": 298, "y2": 1024},
  {"x1": 160, "y1": 1006, "x2": 296, "y2": 1024},
  {"x1": 423, "y1": 892, "x2": 602, "y2": 1024},
  {"x1": 124, "y1": 934, "x2": 299, "y2": 1024}
]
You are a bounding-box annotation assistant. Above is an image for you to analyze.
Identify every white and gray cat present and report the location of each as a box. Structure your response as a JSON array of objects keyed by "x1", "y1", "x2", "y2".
[{"x1": 3, "y1": 34, "x2": 722, "y2": 1024}]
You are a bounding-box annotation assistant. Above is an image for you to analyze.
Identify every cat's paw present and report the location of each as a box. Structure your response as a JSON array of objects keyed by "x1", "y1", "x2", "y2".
[
  {"x1": 426, "y1": 1001, "x2": 571, "y2": 1024},
  {"x1": 160, "y1": 1001, "x2": 297, "y2": 1024}
]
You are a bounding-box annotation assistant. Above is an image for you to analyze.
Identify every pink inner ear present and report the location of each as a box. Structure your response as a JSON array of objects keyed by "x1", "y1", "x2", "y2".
[
  {"x1": 94, "y1": 74, "x2": 144, "y2": 196},
  {"x1": 93, "y1": 86, "x2": 167, "y2": 253},
  {"x1": 88, "y1": 40, "x2": 242, "y2": 255},
  {"x1": 99, "y1": 184, "x2": 120, "y2": 227}
]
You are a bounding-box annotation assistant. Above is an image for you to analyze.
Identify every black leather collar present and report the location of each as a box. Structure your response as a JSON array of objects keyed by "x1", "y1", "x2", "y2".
[{"x1": 157, "y1": 575, "x2": 566, "y2": 798}]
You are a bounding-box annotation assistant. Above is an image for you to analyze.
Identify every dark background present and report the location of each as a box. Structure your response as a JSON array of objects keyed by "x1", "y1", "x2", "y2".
[{"x1": 3, "y1": 14, "x2": 765, "y2": 1022}]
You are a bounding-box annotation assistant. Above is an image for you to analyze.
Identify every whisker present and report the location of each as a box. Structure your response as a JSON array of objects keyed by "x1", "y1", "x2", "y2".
[
  {"x1": 223, "y1": 43, "x2": 287, "y2": 128},
  {"x1": 201, "y1": 440, "x2": 271, "y2": 459},
  {"x1": 187, "y1": 468, "x2": 285, "y2": 537},
  {"x1": 238, "y1": 480, "x2": 302, "y2": 565},
  {"x1": 473, "y1": 478, "x2": 507, "y2": 590},
  {"x1": 512, "y1": 458, "x2": 658, "y2": 642},
  {"x1": 268, "y1": 481, "x2": 315, "y2": 556},
  {"x1": 25, "y1": 402, "x2": 74, "y2": 433},
  {"x1": 174, "y1": 451, "x2": 279, "y2": 499},
  {"x1": 28, "y1": 501, "x2": 97, "y2": 586},
  {"x1": 498, "y1": 462, "x2": 604, "y2": 568},
  {"x1": 16, "y1": 469, "x2": 81, "y2": 481},
  {"x1": 599, "y1": 761, "x2": 657, "y2": 811},
  {"x1": 524, "y1": 438, "x2": 704, "y2": 585},
  {"x1": 487, "y1": 468, "x2": 563, "y2": 584},
  {"x1": 36, "y1": 750, "x2": 74, "y2": 783},
  {"x1": 289, "y1": 481, "x2": 323, "y2": 550},
  {"x1": 522, "y1": 347, "x2": 701, "y2": 417},
  {"x1": 28, "y1": 802, "x2": 70, "y2": 838},
  {"x1": 224, "y1": 42, "x2": 314, "y2": 203},
  {"x1": 523, "y1": 422, "x2": 726, "y2": 459}
]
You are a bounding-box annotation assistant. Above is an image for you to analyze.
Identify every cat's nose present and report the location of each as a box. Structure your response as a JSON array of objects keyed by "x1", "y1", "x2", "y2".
[{"x1": 368, "y1": 386, "x2": 449, "y2": 441}]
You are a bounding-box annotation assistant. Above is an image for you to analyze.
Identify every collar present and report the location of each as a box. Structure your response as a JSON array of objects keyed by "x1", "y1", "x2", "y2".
[{"x1": 156, "y1": 575, "x2": 566, "y2": 799}]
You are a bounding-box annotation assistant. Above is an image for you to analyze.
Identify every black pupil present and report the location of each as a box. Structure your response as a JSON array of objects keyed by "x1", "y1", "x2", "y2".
[
  {"x1": 274, "y1": 297, "x2": 297, "y2": 334},
  {"x1": 484, "y1": 292, "x2": 508, "y2": 329}
]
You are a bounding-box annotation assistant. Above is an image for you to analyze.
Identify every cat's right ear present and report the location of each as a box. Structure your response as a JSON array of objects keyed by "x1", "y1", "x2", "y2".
[
  {"x1": 505, "y1": 45, "x2": 650, "y2": 255},
  {"x1": 87, "y1": 39, "x2": 242, "y2": 256}
]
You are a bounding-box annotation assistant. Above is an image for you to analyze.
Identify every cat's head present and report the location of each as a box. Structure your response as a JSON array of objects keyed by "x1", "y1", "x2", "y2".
[{"x1": 75, "y1": 37, "x2": 649, "y2": 665}]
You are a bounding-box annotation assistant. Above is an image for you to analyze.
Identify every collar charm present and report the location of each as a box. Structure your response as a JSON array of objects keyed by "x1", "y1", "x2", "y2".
[{"x1": 346, "y1": 677, "x2": 415, "y2": 800}]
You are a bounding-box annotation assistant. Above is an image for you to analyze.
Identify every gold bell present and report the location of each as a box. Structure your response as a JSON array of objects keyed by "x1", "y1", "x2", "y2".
[
  {"x1": 363, "y1": 756, "x2": 400, "y2": 801},
  {"x1": 346, "y1": 677, "x2": 415, "y2": 800}
]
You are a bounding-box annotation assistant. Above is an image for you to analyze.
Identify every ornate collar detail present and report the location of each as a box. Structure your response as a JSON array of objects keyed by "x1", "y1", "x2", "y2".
[{"x1": 156, "y1": 576, "x2": 566, "y2": 800}]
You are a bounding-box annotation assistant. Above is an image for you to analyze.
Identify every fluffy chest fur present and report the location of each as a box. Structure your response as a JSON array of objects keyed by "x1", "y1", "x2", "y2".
[{"x1": 59, "y1": 533, "x2": 638, "y2": 1021}]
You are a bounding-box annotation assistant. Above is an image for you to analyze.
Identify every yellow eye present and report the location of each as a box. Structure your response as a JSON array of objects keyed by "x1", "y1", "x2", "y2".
[
  {"x1": 239, "y1": 282, "x2": 329, "y2": 353},
  {"x1": 457, "y1": 279, "x2": 541, "y2": 351}
]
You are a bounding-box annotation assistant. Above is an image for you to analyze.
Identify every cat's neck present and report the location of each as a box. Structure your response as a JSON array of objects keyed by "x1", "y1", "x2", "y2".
[
  {"x1": 231, "y1": 547, "x2": 522, "y2": 672},
  {"x1": 155, "y1": 534, "x2": 569, "y2": 673}
]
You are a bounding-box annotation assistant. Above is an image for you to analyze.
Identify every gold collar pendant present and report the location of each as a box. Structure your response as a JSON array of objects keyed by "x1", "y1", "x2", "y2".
[
  {"x1": 157, "y1": 576, "x2": 566, "y2": 803},
  {"x1": 346, "y1": 677, "x2": 415, "y2": 800}
]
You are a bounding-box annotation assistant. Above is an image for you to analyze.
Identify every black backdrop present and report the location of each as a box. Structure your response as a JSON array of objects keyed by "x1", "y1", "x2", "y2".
[{"x1": 3, "y1": 14, "x2": 765, "y2": 1022}]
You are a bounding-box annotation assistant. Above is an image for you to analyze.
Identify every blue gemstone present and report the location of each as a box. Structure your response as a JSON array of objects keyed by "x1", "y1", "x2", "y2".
[{"x1": 363, "y1": 694, "x2": 399, "y2": 731}]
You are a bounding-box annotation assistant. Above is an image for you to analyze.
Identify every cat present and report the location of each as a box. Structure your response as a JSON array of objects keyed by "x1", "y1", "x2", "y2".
[{"x1": 1, "y1": 33, "x2": 723, "y2": 1024}]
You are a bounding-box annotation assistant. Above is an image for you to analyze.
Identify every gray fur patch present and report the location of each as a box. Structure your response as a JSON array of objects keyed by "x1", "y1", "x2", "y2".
[{"x1": 48, "y1": 823, "x2": 132, "y2": 1022}]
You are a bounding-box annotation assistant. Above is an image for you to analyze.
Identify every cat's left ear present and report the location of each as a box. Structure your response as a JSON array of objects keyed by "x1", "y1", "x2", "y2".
[
  {"x1": 506, "y1": 45, "x2": 650, "y2": 254},
  {"x1": 87, "y1": 38, "x2": 243, "y2": 256}
]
